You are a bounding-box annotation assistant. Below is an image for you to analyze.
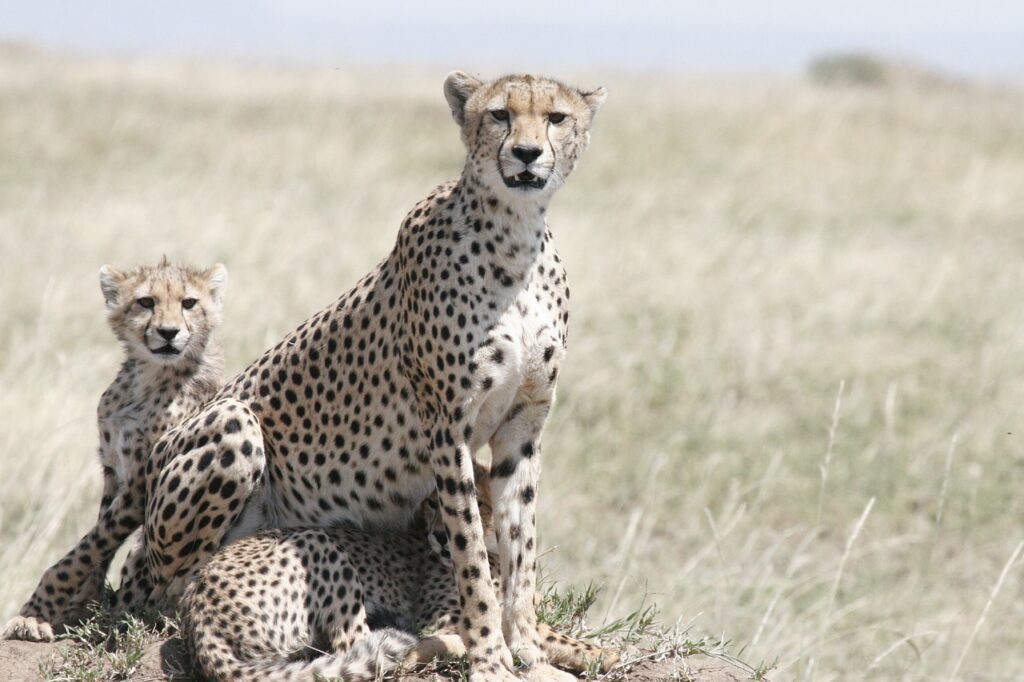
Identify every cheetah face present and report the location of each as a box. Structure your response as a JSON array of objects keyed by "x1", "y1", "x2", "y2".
[
  {"x1": 99, "y1": 259, "x2": 227, "y2": 365},
  {"x1": 443, "y1": 71, "x2": 606, "y2": 201}
]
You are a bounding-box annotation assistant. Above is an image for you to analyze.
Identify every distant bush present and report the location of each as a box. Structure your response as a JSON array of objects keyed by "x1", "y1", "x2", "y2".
[
  {"x1": 808, "y1": 52, "x2": 959, "y2": 90},
  {"x1": 808, "y1": 52, "x2": 889, "y2": 86}
]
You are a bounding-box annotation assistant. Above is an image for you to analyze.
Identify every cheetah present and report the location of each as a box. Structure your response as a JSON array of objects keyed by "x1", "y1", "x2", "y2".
[
  {"x1": 2, "y1": 258, "x2": 228, "y2": 642},
  {"x1": 134, "y1": 71, "x2": 605, "y2": 682},
  {"x1": 182, "y1": 465, "x2": 616, "y2": 681}
]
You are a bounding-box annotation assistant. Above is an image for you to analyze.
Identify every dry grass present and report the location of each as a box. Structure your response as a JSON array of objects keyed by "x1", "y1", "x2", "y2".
[{"x1": 2, "y1": 46, "x2": 1024, "y2": 680}]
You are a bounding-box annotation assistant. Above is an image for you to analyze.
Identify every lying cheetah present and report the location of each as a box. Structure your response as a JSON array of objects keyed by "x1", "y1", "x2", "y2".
[
  {"x1": 135, "y1": 71, "x2": 605, "y2": 682},
  {"x1": 183, "y1": 466, "x2": 616, "y2": 681},
  {"x1": 2, "y1": 259, "x2": 228, "y2": 642}
]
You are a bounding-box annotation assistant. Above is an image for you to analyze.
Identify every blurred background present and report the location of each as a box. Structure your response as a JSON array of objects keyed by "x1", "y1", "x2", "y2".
[
  {"x1": 5, "y1": 0, "x2": 1024, "y2": 77},
  {"x1": 1, "y1": 2, "x2": 1023, "y2": 680}
]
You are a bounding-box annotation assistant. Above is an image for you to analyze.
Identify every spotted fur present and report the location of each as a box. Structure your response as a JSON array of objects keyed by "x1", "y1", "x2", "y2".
[
  {"x1": 182, "y1": 468, "x2": 616, "y2": 681},
  {"x1": 2, "y1": 259, "x2": 227, "y2": 642},
  {"x1": 131, "y1": 71, "x2": 605, "y2": 682}
]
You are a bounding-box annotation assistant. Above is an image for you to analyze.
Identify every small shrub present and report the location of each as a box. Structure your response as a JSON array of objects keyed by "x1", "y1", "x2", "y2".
[
  {"x1": 38, "y1": 602, "x2": 177, "y2": 682},
  {"x1": 808, "y1": 52, "x2": 889, "y2": 86}
]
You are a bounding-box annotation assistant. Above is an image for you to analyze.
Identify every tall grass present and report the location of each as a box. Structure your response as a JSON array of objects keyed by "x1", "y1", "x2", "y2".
[{"x1": 1, "y1": 47, "x2": 1023, "y2": 680}]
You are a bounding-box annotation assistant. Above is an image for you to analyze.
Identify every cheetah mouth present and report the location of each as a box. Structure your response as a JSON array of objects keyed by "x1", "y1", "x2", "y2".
[
  {"x1": 503, "y1": 170, "x2": 547, "y2": 190},
  {"x1": 151, "y1": 345, "x2": 181, "y2": 356}
]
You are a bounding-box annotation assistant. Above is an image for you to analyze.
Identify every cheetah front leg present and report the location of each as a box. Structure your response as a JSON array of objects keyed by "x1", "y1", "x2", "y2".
[
  {"x1": 74, "y1": 465, "x2": 125, "y2": 607},
  {"x1": 428, "y1": 418, "x2": 518, "y2": 682},
  {"x1": 3, "y1": 487, "x2": 143, "y2": 641},
  {"x1": 488, "y1": 399, "x2": 574, "y2": 682}
]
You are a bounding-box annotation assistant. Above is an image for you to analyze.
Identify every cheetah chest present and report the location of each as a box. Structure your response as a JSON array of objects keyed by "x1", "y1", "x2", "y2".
[
  {"x1": 469, "y1": 290, "x2": 564, "y2": 453},
  {"x1": 98, "y1": 411, "x2": 146, "y2": 487}
]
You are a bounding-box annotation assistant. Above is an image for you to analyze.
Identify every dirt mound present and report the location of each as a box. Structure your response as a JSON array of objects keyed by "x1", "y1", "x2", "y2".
[{"x1": 0, "y1": 637, "x2": 757, "y2": 681}]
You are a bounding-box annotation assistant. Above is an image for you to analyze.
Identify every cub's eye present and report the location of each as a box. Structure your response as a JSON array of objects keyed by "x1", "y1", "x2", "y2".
[
  {"x1": 136, "y1": 297, "x2": 155, "y2": 309},
  {"x1": 182, "y1": 298, "x2": 198, "y2": 310},
  {"x1": 548, "y1": 112, "x2": 567, "y2": 124},
  {"x1": 490, "y1": 109, "x2": 509, "y2": 122}
]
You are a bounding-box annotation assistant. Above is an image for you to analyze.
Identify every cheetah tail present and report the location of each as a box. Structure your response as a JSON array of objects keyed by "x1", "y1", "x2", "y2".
[
  {"x1": 310, "y1": 628, "x2": 419, "y2": 681},
  {"x1": 539, "y1": 622, "x2": 620, "y2": 674},
  {"x1": 191, "y1": 628, "x2": 418, "y2": 682}
]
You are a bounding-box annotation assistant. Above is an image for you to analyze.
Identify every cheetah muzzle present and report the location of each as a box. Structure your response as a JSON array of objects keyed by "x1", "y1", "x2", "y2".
[{"x1": 503, "y1": 169, "x2": 548, "y2": 190}]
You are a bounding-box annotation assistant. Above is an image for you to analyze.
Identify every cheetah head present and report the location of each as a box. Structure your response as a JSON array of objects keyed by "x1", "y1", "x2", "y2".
[
  {"x1": 443, "y1": 71, "x2": 606, "y2": 201},
  {"x1": 98, "y1": 258, "x2": 227, "y2": 366}
]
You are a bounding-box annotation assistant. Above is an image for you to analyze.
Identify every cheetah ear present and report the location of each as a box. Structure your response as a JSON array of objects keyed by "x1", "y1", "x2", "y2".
[
  {"x1": 205, "y1": 263, "x2": 228, "y2": 308},
  {"x1": 579, "y1": 86, "x2": 607, "y2": 118},
  {"x1": 443, "y1": 70, "x2": 482, "y2": 126},
  {"x1": 99, "y1": 265, "x2": 123, "y2": 309}
]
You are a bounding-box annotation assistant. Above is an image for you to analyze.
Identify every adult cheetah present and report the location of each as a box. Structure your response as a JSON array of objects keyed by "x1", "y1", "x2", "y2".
[
  {"x1": 3, "y1": 259, "x2": 228, "y2": 642},
  {"x1": 182, "y1": 465, "x2": 616, "y2": 681},
  {"x1": 133, "y1": 71, "x2": 605, "y2": 682}
]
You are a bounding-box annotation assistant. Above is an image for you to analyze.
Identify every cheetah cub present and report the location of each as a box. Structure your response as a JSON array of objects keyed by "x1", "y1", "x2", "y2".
[
  {"x1": 182, "y1": 465, "x2": 616, "y2": 682},
  {"x1": 2, "y1": 258, "x2": 228, "y2": 642}
]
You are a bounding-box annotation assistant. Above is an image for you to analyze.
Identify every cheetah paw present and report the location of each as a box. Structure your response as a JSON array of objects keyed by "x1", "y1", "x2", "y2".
[
  {"x1": 405, "y1": 633, "x2": 466, "y2": 665},
  {"x1": 3, "y1": 615, "x2": 55, "y2": 642},
  {"x1": 526, "y1": 663, "x2": 577, "y2": 682},
  {"x1": 469, "y1": 662, "x2": 522, "y2": 682}
]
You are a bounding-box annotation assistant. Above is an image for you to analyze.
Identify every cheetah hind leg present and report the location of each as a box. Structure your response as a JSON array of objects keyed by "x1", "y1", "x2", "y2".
[
  {"x1": 477, "y1": 464, "x2": 618, "y2": 676},
  {"x1": 144, "y1": 398, "x2": 267, "y2": 600}
]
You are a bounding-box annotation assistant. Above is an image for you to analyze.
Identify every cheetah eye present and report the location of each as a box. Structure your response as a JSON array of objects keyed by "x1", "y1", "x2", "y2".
[
  {"x1": 490, "y1": 109, "x2": 509, "y2": 122},
  {"x1": 136, "y1": 297, "x2": 155, "y2": 309},
  {"x1": 182, "y1": 298, "x2": 198, "y2": 310},
  {"x1": 548, "y1": 112, "x2": 567, "y2": 124}
]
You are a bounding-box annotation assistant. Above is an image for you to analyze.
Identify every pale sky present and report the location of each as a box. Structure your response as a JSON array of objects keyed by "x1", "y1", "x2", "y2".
[{"x1": 2, "y1": 0, "x2": 1022, "y2": 76}]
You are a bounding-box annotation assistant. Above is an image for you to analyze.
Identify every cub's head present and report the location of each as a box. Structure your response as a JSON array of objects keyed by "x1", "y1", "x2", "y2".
[
  {"x1": 443, "y1": 71, "x2": 606, "y2": 201},
  {"x1": 99, "y1": 258, "x2": 227, "y2": 366}
]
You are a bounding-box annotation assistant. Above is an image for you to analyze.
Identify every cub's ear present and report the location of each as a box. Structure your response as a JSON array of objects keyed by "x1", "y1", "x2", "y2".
[
  {"x1": 205, "y1": 263, "x2": 229, "y2": 307},
  {"x1": 99, "y1": 265, "x2": 123, "y2": 309},
  {"x1": 443, "y1": 70, "x2": 483, "y2": 126},
  {"x1": 580, "y1": 86, "x2": 608, "y2": 118}
]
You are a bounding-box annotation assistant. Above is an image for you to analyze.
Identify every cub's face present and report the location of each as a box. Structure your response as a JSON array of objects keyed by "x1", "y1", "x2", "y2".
[
  {"x1": 444, "y1": 71, "x2": 606, "y2": 201},
  {"x1": 99, "y1": 260, "x2": 227, "y2": 365}
]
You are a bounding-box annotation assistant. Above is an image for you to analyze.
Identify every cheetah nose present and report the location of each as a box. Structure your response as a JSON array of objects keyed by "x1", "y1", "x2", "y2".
[
  {"x1": 157, "y1": 327, "x2": 180, "y2": 341},
  {"x1": 511, "y1": 145, "x2": 542, "y2": 164}
]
